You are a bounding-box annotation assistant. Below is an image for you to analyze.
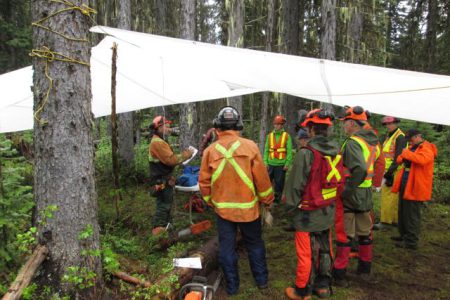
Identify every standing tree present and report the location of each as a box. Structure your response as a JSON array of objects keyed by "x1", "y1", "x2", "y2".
[
  {"x1": 117, "y1": 0, "x2": 135, "y2": 168},
  {"x1": 226, "y1": 0, "x2": 244, "y2": 114},
  {"x1": 320, "y1": 0, "x2": 337, "y2": 111},
  {"x1": 31, "y1": 0, "x2": 102, "y2": 296},
  {"x1": 179, "y1": 0, "x2": 199, "y2": 149}
]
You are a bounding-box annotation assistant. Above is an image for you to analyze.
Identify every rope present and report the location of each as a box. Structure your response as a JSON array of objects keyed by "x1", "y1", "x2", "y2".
[{"x1": 30, "y1": 1, "x2": 96, "y2": 125}]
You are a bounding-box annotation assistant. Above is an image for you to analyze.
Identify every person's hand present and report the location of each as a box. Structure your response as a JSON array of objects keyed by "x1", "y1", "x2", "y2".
[
  {"x1": 182, "y1": 148, "x2": 194, "y2": 160},
  {"x1": 372, "y1": 186, "x2": 382, "y2": 193},
  {"x1": 283, "y1": 166, "x2": 289, "y2": 171}
]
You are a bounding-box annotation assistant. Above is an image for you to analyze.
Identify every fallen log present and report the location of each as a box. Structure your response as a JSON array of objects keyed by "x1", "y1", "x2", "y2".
[
  {"x1": 2, "y1": 245, "x2": 48, "y2": 300},
  {"x1": 113, "y1": 271, "x2": 152, "y2": 288}
]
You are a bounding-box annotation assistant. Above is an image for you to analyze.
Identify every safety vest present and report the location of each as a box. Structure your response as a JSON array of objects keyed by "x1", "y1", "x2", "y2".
[
  {"x1": 342, "y1": 136, "x2": 380, "y2": 188},
  {"x1": 269, "y1": 131, "x2": 288, "y2": 160},
  {"x1": 382, "y1": 128, "x2": 405, "y2": 171},
  {"x1": 204, "y1": 140, "x2": 273, "y2": 211},
  {"x1": 300, "y1": 146, "x2": 345, "y2": 211},
  {"x1": 148, "y1": 135, "x2": 176, "y2": 180}
]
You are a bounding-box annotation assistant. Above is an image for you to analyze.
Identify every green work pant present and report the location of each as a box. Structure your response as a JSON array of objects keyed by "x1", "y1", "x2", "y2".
[
  {"x1": 398, "y1": 180, "x2": 422, "y2": 247},
  {"x1": 152, "y1": 186, "x2": 174, "y2": 228}
]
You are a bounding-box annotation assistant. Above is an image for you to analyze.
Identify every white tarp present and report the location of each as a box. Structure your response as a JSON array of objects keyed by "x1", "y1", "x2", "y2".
[{"x1": 1, "y1": 25, "x2": 450, "y2": 133}]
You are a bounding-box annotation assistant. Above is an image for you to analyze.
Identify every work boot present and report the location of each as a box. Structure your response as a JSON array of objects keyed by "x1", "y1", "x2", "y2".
[
  {"x1": 285, "y1": 287, "x2": 311, "y2": 300},
  {"x1": 395, "y1": 242, "x2": 418, "y2": 250},
  {"x1": 313, "y1": 287, "x2": 331, "y2": 298},
  {"x1": 390, "y1": 236, "x2": 403, "y2": 242}
]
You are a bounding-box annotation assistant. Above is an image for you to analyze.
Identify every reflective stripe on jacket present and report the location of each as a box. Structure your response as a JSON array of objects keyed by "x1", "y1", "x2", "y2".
[
  {"x1": 199, "y1": 130, "x2": 274, "y2": 222},
  {"x1": 343, "y1": 136, "x2": 380, "y2": 188},
  {"x1": 269, "y1": 131, "x2": 288, "y2": 159},
  {"x1": 382, "y1": 128, "x2": 405, "y2": 171}
]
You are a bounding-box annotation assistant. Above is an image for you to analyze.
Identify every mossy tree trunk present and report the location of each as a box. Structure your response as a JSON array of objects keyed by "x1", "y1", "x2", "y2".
[{"x1": 31, "y1": 0, "x2": 102, "y2": 296}]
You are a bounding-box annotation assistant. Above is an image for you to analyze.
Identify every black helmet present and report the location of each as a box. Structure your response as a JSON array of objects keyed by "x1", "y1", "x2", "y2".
[{"x1": 213, "y1": 106, "x2": 243, "y2": 130}]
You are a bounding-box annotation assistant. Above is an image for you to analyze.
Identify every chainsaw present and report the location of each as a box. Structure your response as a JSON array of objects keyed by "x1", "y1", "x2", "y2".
[{"x1": 179, "y1": 271, "x2": 222, "y2": 300}]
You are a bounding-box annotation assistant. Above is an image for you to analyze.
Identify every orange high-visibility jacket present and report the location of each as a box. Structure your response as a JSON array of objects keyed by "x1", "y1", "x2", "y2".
[
  {"x1": 199, "y1": 130, "x2": 274, "y2": 222},
  {"x1": 391, "y1": 141, "x2": 437, "y2": 201}
]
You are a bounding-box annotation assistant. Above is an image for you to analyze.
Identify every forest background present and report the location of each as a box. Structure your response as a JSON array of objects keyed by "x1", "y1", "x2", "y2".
[{"x1": 0, "y1": 0, "x2": 449, "y2": 299}]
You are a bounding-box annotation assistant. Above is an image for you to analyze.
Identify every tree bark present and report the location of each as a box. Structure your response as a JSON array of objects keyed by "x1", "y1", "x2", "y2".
[
  {"x1": 259, "y1": 0, "x2": 275, "y2": 151},
  {"x1": 180, "y1": 0, "x2": 198, "y2": 150},
  {"x1": 117, "y1": 0, "x2": 135, "y2": 167},
  {"x1": 226, "y1": 0, "x2": 244, "y2": 115},
  {"x1": 320, "y1": 0, "x2": 337, "y2": 111},
  {"x1": 425, "y1": 0, "x2": 438, "y2": 72},
  {"x1": 31, "y1": 0, "x2": 102, "y2": 296},
  {"x1": 346, "y1": 1, "x2": 364, "y2": 63}
]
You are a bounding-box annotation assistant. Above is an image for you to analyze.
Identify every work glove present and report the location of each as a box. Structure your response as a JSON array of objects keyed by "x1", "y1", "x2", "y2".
[
  {"x1": 372, "y1": 186, "x2": 382, "y2": 193},
  {"x1": 260, "y1": 205, "x2": 273, "y2": 227}
]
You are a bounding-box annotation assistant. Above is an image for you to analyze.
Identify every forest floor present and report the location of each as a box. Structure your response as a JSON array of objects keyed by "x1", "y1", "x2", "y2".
[{"x1": 98, "y1": 185, "x2": 450, "y2": 300}]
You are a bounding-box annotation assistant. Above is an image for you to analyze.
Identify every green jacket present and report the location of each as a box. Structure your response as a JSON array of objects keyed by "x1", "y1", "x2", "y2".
[
  {"x1": 284, "y1": 136, "x2": 339, "y2": 232},
  {"x1": 263, "y1": 129, "x2": 293, "y2": 167},
  {"x1": 341, "y1": 129, "x2": 380, "y2": 212}
]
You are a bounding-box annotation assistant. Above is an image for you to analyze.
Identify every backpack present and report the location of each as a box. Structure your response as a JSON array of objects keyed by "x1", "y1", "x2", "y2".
[{"x1": 176, "y1": 165, "x2": 200, "y2": 187}]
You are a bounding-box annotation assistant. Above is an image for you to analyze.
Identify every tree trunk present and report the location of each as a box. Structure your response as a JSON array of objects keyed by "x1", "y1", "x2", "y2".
[
  {"x1": 180, "y1": 0, "x2": 198, "y2": 150},
  {"x1": 259, "y1": 0, "x2": 275, "y2": 151},
  {"x1": 226, "y1": 0, "x2": 244, "y2": 115},
  {"x1": 31, "y1": 0, "x2": 102, "y2": 296},
  {"x1": 320, "y1": 0, "x2": 337, "y2": 111},
  {"x1": 117, "y1": 0, "x2": 135, "y2": 167},
  {"x1": 346, "y1": 1, "x2": 363, "y2": 63},
  {"x1": 425, "y1": 0, "x2": 438, "y2": 72},
  {"x1": 279, "y1": 0, "x2": 300, "y2": 135}
]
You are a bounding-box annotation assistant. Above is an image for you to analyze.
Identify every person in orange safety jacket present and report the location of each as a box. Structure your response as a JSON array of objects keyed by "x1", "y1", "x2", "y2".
[
  {"x1": 199, "y1": 106, "x2": 274, "y2": 296},
  {"x1": 390, "y1": 129, "x2": 437, "y2": 250}
]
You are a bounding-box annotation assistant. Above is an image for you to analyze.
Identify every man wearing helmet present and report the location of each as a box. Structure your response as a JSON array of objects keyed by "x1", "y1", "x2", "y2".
[
  {"x1": 263, "y1": 115, "x2": 293, "y2": 204},
  {"x1": 199, "y1": 106, "x2": 274, "y2": 295},
  {"x1": 148, "y1": 116, "x2": 194, "y2": 235},
  {"x1": 373, "y1": 116, "x2": 407, "y2": 229},
  {"x1": 284, "y1": 109, "x2": 342, "y2": 299},
  {"x1": 332, "y1": 106, "x2": 384, "y2": 284}
]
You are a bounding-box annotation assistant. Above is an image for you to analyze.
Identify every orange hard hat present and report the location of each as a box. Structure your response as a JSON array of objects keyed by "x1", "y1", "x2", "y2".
[
  {"x1": 273, "y1": 115, "x2": 286, "y2": 125},
  {"x1": 301, "y1": 109, "x2": 333, "y2": 127},
  {"x1": 152, "y1": 116, "x2": 172, "y2": 129},
  {"x1": 340, "y1": 106, "x2": 368, "y2": 121}
]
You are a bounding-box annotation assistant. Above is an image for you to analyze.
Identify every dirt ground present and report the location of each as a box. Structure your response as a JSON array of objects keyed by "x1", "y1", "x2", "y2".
[{"x1": 211, "y1": 199, "x2": 450, "y2": 300}]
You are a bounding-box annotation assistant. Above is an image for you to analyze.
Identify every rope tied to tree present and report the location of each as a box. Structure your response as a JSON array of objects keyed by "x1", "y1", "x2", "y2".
[{"x1": 30, "y1": 0, "x2": 96, "y2": 126}]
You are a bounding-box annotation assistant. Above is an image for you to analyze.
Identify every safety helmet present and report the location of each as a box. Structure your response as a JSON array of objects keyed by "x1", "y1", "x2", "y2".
[
  {"x1": 213, "y1": 106, "x2": 244, "y2": 130},
  {"x1": 381, "y1": 116, "x2": 399, "y2": 125},
  {"x1": 301, "y1": 109, "x2": 334, "y2": 127},
  {"x1": 340, "y1": 106, "x2": 369, "y2": 121},
  {"x1": 273, "y1": 115, "x2": 286, "y2": 125},
  {"x1": 151, "y1": 116, "x2": 172, "y2": 129}
]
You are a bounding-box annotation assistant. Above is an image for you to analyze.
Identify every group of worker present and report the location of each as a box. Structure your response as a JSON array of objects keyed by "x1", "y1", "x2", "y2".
[{"x1": 147, "y1": 105, "x2": 437, "y2": 299}]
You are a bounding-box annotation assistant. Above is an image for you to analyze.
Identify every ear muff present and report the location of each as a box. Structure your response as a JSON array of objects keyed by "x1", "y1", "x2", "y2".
[{"x1": 213, "y1": 117, "x2": 220, "y2": 128}]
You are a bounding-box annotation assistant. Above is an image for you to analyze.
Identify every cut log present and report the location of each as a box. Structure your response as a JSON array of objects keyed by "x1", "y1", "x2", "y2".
[
  {"x1": 113, "y1": 271, "x2": 152, "y2": 288},
  {"x1": 2, "y1": 245, "x2": 48, "y2": 300},
  {"x1": 153, "y1": 236, "x2": 220, "y2": 299}
]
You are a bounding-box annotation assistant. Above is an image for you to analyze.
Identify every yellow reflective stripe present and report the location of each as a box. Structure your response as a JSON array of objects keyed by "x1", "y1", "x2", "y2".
[
  {"x1": 269, "y1": 132, "x2": 275, "y2": 159},
  {"x1": 325, "y1": 155, "x2": 342, "y2": 182},
  {"x1": 258, "y1": 186, "x2": 273, "y2": 198},
  {"x1": 203, "y1": 195, "x2": 211, "y2": 202},
  {"x1": 212, "y1": 197, "x2": 259, "y2": 209},
  {"x1": 350, "y1": 136, "x2": 377, "y2": 187},
  {"x1": 322, "y1": 187, "x2": 337, "y2": 200},
  {"x1": 213, "y1": 141, "x2": 256, "y2": 195}
]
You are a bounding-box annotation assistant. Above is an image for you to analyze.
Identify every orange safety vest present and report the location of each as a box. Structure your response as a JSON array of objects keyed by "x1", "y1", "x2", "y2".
[{"x1": 269, "y1": 131, "x2": 288, "y2": 160}]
